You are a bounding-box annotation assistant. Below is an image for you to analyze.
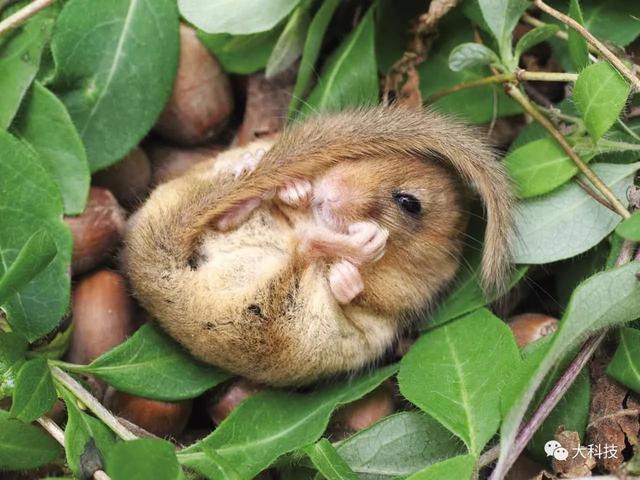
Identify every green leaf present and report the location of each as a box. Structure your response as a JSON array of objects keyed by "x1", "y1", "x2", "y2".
[
  {"x1": 10, "y1": 358, "x2": 56, "y2": 422},
  {"x1": 12, "y1": 81, "x2": 89, "y2": 215},
  {"x1": 302, "y1": 5, "x2": 378, "y2": 115},
  {"x1": 0, "y1": 333, "x2": 27, "y2": 398},
  {"x1": 304, "y1": 438, "x2": 358, "y2": 480},
  {"x1": 512, "y1": 162, "x2": 639, "y2": 264},
  {"x1": 495, "y1": 261, "x2": 640, "y2": 479},
  {"x1": 569, "y1": 0, "x2": 640, "y2": 47},
  {"x1": 505, "y1": 137, "x2": 596, "y2": 198},
  {"x1": 0, "y1": 229, "x2": 56, "y2": 307},
  {"x1": 574, "y1": 62, "x2": 630, "y2": 141},
  {"x1": 477, "y1": 0, "x2": 529, "y2": 61},
  {"x1": 195, "y1": 444, "x2": 243, "y2": 480},
  {"x1": 399, "y1": 309, "x2": 520, "y2": 456},
  {"x1": 514, "y1": 24, "x2": 560, "y2": 60},
  {"x1": 288, "y1": 0, "x2": 340, "y2": 117},
  {"x1": 0, "y1": 5, "x2": 57, "y2": 130},
  {"x1": 179, "y1": 0, "x2": 300, "y2": 35},
  {"x1": 197, "y1": 26, "x2": 283, "y2": 75},
  {"x1": 616, "y1": 211, "x2": 640, "y2": 241},
  {"x1": 420, "y1": 11, "x2": 520, "y2": 124},
  {"x1": 607, "y1": 327, "x2": 640, "y2": 393},
  {"x1": 82, "y1": 324, "x2": 229, "y2": 401},
  {"x1": 106, "y1": 438, "x2": 180, "y2": 480},
  {"x1": 336, "y1": 412, "x2": 464, "y2": 480},
  {"x1": 266, "y1": 4, "x2": 310, "y2": 78},
  {"x1": 406, "y1": 455, "x2": 475, "y2": 480},
  {"x1": 567, "y1": 0, "x2": 589, "y2": 70},
  {"x1": 178, "y1": 365, "x2": 397, "y2": 479},
  {"x1": 0, "y1": 409, "x2": 61, "y2": 470},
  {"x1": 448, "y1": 42, "x2": 499, "y2": 71},
  {"x1": 61, "y1": 388, "x2": 116, "y2": 477},
  {"x1": 51, "y1": 0, "x2": 179, "y2": 171},
  {"x1": 0, "y1": 131, "x2": 72, "y2": 341}
]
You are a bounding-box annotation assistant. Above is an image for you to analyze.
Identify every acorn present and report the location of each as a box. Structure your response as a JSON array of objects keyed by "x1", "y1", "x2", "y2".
[
  {"x1": 105, "y1": 389, "x2": 192, "y2": 438},
  {"x1": 154, "y1": 24, "x2": 233, "y2": 145},
  {"x1": 206, "y1": 379, "x2": 262, "y2": 425},
  {"x1": 508, "y1": 313, "x2": 559, "y2": 348},
  {"x1": 67, "y1": 270, "x2": 135, "y2": 365},
  {"x1": 145, "y1": 143, "x2": 220, "y2": 186},
  {"x1": 92, "y1": 147, "x2": 151, "y2": 207},
  {"x1": 331, "y1": 382, "x2": 395, "y2": 435},
  {"x1": 64, "y1": 187, "x2": 126, "y2": 276}
]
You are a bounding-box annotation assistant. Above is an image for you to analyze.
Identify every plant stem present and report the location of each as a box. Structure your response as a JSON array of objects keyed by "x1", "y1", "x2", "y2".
[
  {"x1": 0, "y1": 0, "x2": 56, "y2": 35},
  {"x1": 50, "y1": 366, "x2": 137, "y2": 441},
  {"x1": 37, "y1": 415, "x2": 112, "y2": 480},
  {"x1": 533, "y1": 0, "x2": 640, "y2": 92},
  {"x1": 505, "y1": 83, "x2": 631, "y2": 219},
  {"x1": 426, "y1": 71, "x2": 576, "y2": 102},
  {"x1": 617, "y1": 119, "x2": 640, "y2": 143}
]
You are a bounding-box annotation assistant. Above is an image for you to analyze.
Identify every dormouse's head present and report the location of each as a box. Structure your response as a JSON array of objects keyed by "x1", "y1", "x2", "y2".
[{"x1": 311, "y1": 155, "x2": 468, "y2": 250}]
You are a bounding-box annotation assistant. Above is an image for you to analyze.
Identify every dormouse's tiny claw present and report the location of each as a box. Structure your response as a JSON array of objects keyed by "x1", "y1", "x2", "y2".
[
  {"x1": 346, "y1": 221, "x2": 389, "y2": 265},
  {"x1": 232, "y1": 150, "x2": 261, "y2": 178},
  {"x1": 329, "y1": 260, "x2": 363, "y2": 304},
  {"x1": 277, "y1": 179, "x2": 313, "y2": 207}
]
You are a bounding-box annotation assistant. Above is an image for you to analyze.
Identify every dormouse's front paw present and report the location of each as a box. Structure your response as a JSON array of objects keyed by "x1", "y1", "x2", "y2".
[
  {"x1": 277, "y1": 179, "x2": 312, "y2": 207},
  {"x1": 345, "y1": 221, "x2": 388, "y2": 266},
  {"x1": 329, "y1": 260, "x2": 364, "y2": 304},
  {"x1": 232, "y1": 148, "x2": 266, "y2": 178}
]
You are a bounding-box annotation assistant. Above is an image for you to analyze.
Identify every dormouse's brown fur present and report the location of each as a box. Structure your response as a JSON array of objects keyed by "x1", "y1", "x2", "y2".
[{"x1": 124, "y1": 106, "x2": 515, "y2": 386}]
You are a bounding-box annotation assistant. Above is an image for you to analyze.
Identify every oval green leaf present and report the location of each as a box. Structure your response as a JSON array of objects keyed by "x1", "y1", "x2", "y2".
[
  {"x1": 448, "y1": 42, "x2": 499, "y2": 72},
  {"x1": 82, "y1": 323, "x2": 229, "y2": 400},
  {"x1": 107, "y1": 438, "x2": 179, "y2": 480},
  {"x1": 266, "y1": 4, "x2": 310, "y2": 78},
  {"x1": 0, "y1": 410, "x2": 62, "y2": 470},
  {"x1": 12, "y1": 82, "x2": 89, "y2": 215},
  {"x1": 337, "y1": 412, "x2": 465, "y2": 478},
  {"x1": 505, "y1": 137, "x2": 595, "y2": 198},
  {"x1": 512, "y1": 162, "x2": 639, "y2": 264},
  {"x1": 179, "y1": 0, "x2": 299, "y2": 35},
  {"x1": 301, "y1": 5, "x2": 378, "y2": 116},
  {"x1": 51, "y1": 0, "x2": 179, "y2": 171},
  {"x1": 288, "y1": 0, "x2": 341, "y2": 118},
  {"x1": 0, "y1": 229, "x2": 56, "y2": 307},
  {"x1": 514, "y1": 24, "x2": 560, "y2": 60},
  {"x1": 10, "y1": 358, "x2": 56, "y2": 422},
  {"x1": 568, "y1": 0, "x2": 589, "y2": 70},
  {"x1": 399, "y1": 309, "x2": 520, "y2": 456},
  {"x1": 178, "y1": 365, "x2": 397, "y2": 479},
  {"x1": 615, "y1": 210, "x2": 640, "y2": 241},
  {"x1": 0, "y1": 131, "x2": 72, "y2": 341},
  {"x1": 477, "y1": 0, "x2": 529, "y2": 60},
  {"x1": 0, "y1": 333, "x2": 27, "y2": 398},
  {"x1": 574, "y1": 62, "x2": 630, "y2": 141}
]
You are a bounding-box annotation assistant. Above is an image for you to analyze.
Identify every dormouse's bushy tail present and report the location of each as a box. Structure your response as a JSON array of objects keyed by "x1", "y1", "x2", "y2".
[{"x1": 130, "y1": 106, "x2": 515, "y2": 293}]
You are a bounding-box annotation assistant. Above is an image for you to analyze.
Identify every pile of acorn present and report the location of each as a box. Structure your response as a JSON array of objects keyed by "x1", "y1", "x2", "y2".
[{"x1": 59, "y1": 24, "x2": 559, "y2": 445}]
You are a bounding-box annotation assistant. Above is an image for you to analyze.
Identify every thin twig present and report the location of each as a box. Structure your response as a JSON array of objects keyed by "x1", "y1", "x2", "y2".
[
  {"x1": 506, "y1": 84, "x2": 631, "y2": 219},
  {"x1": 533, "y1": 0, "x2": 640, "y2": 92},
  {"x1": 574, "y1": 178, "x2": 616, "y2": 211},
  {"x1": 0, "y1": 0, "x2": 56, "y2": 35},
  {"x1": 50, "y1": 367, "x2": 137, "y2": 441},
  {"x1": 426, "y1": 71, "x2": 576, "y2": 102},
  {"x1": 616, "y1": 240, "x2": 636, "y2": 266},
  {"x1": 478, "y1": 444, "x2": 500, "y2": 468},
  {"x1": 37, "y1": 416, "x2": 112, "y2": 480},
  {"x1": 587, "y1": 408, "x2": 640, "y2": 429}
]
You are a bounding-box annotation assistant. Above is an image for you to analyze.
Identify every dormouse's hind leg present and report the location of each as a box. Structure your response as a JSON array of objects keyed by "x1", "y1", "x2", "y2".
[{"x1": 297, "y1": 221, "x2": 388, "y2": 303}]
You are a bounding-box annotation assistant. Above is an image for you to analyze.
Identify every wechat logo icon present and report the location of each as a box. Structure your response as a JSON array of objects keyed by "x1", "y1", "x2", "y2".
[{"x1": 544, "y1": 440, "x2": 568, "y2": 461}]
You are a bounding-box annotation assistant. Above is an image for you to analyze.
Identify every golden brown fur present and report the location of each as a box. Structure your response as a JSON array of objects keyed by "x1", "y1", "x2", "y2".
[{"x1": 123, "y1": 106, "x2": 514, "y2": 385}]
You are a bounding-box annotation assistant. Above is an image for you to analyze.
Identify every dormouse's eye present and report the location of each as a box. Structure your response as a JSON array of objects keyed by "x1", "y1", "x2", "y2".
[{"x1": 393, "y1": 192, "x2": 422, "y2": 215}]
